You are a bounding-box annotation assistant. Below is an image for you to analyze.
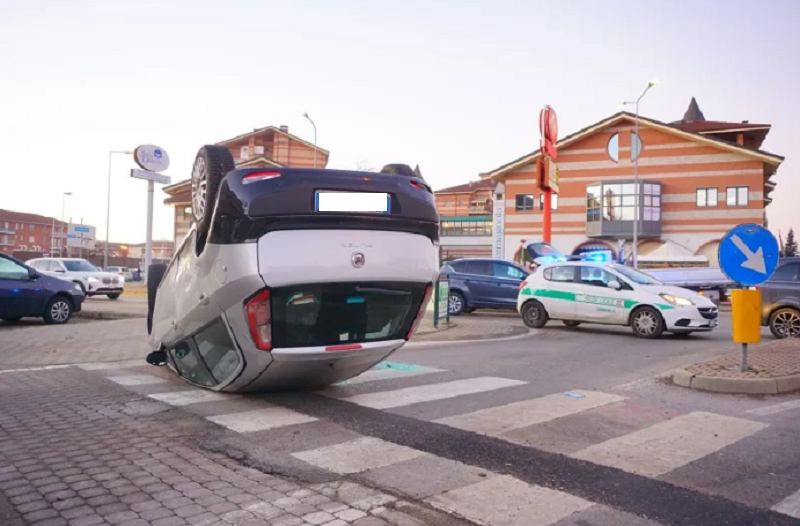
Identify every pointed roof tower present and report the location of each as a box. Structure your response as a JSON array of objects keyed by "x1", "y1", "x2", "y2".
[{"x1": 682, "y1": 97, "x2": 706, "y2": 122}]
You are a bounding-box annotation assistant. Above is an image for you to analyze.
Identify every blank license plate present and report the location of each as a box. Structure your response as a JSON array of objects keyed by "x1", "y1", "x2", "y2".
[{"x1": 315, "y1": 192, "x2": 390, "y2": 213}]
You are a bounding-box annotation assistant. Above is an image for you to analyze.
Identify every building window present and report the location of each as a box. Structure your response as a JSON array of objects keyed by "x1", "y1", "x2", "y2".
[
  {"x1": 631, "y1": 132, "x2": 643, "y2": 161},
  {"x1": 642, "y1": 183, "x2": 661, "y2": 221},
  {"x1": 727, "y1": 186, "x2": 749, "y2": 207},
  {"x1": 29, "y1": 224, "x2": 35, "y2": 231},
  {"x1": 587, "y1": 185, "x2": 602, "y2": 222},
  {"x1": 515, "y1": 194, "x2": 534, "y2": 212},
  {"x1": 539, "y1": 193, "x2": 559, "y2": 211},
  {"x1": 29, "y1": 236, "x2": 35, "y2": 243},
  {"x1": 696, "y1": 188, "x2": 718, "y2": 207},
  {"x1": 440, "y1": 220, "x2": 492, "y2": 237},
  {"x1": 607, "y1": 133, "x2": 619, "y2": 162}
]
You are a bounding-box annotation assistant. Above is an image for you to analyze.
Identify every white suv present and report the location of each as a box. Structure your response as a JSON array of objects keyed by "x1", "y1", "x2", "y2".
[{"x1": 27, "y1": 258, "x2": 125, "y2": 299}]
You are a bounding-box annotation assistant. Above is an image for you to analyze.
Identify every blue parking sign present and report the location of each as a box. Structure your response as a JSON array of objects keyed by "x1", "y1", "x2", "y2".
[{"x1": 718, "y1": 223, "x2": 780, "y2": 286}]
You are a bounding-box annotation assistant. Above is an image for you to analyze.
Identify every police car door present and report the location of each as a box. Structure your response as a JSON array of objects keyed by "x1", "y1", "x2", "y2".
[
  {"x1": 575, "y1": 266, "x2": 628, "y2": 323},
  {"x1": 539, "y1": 264, "x2": 580, "y2": 320}
]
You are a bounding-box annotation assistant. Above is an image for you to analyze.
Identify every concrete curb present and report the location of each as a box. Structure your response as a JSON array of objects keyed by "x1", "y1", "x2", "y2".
[
  {"x1": 672, "y1": 369, "x2": 800, "y2": 395},
  {"x1": 405, "y1": 327, "x2": 535, "y2": 349},
  {"x1": 75, "y1": 311, "x2": 146, "y2": 321}
]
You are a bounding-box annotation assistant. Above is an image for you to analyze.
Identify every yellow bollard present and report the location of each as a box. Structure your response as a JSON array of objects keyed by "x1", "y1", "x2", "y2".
[{"x1": 731, "y1": 289, "x2": 761, "y2": 372}]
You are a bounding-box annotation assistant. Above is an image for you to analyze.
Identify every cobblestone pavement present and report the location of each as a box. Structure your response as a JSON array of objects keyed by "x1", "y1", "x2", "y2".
[
  {"x1": 685, "y1": 337, "x2": 800, "y2": 378},
  {"x1": 0, "y1": 367, "x2": 466, "y2": 526}
]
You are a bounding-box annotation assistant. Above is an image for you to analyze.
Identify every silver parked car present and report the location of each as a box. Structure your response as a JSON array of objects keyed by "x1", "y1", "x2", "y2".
[
  {"x1": 146, "y1": 146, "x2": 438, "y2": 392},
  {"x1": 26, "y1": 258, "x2": 125, "y2": 299}
]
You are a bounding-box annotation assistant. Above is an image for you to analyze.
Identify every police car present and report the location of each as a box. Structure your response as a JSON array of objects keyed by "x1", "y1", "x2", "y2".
[{"x1": 517, "y1": 260, "x2": 718, "y2": 338}]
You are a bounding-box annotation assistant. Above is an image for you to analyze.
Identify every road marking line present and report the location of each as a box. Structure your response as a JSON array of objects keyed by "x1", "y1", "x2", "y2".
[
  {"x1": 434, "y1": 390, "x2": 626, "y2": 436},
  {"x1": 0, "y1": 365, "x2": 71, "y2": 374},
  {"x1": 107, "y1": 374, "x2": 166, "y2": 386},
  {"x1": 293, "y1": 437, "x2": 426, "y2": 474},
  {"x1": 77, "y1": 360, "x2": 143, "y2": 370},
  {"x1": 208, "y1": 407, "x2": 316, "y2": 433},
  {"x1": 148, "y1": 390, "x2": 241, "y2": 406},
  {"x1": 426, "y1": 475, "x2": 593, "y2": 526},
  {"x1": 773, "y1": 488, "x2": 800, "y2": 518},
  {"x1": 339, "y1": 362, "x2": 445, "y2": 386},
  {"x1": 337, "y1": 377, "x2": 527, "y2": 410},
  {"x1": 571, "y1": 411, "x2": 767, "y2": 477},
  {"x1": 746, "y1": 399, "x2": 800, "y2": 416}
]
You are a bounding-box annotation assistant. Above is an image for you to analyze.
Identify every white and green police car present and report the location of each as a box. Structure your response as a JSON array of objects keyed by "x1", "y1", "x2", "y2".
[{"x1": 517, "y1": 261, "x2": 718, "y2": 338}]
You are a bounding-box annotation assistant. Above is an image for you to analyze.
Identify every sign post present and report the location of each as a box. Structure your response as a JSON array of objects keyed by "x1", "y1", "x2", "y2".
[
  {"x1": 718, "y1": 224, "x2": 780, "y2": 371},
  {"x1": 132, "y1": 145, "x2": 172, "y2": 278},
  {"x1": 539, "y1": 106, "x2": 558, "y2": 243},
  {"x1": 433, "y1": 277, "x2": 450, "y2": 329}
]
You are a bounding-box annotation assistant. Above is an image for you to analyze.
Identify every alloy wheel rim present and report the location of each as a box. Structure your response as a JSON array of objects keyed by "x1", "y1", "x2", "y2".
[
  {"x1": 51, "y1": 301, "x2": 70, "y2": 322},
  {"x1": 526, "y1": 306, "x2": 541, "y2": 323},
  {"x1": 191, "y1": 157, "x2": 207, "y2": 221},
  {"x1": 635, "y1": 312, "x2": 656, "y2": 334},
  {"x1": 775, "y1": 312, "x2": 800, "y2": 337},
  {"x1": 449, "y1": 295, "x2": 462, "y2": 313}
]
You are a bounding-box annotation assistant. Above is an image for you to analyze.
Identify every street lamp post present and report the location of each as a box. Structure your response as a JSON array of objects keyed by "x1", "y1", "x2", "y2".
[
  {"x1": 105, "y1": 150, "x2": 133, "y2": 269},
  {"x1": 302, "y1": 113, "x2": 318, "y2": 168},
  {"x1": 621, "y1": 80, "x2": 658, "y2": 269},
  {"x1": 61, "y1": 192, "x2": 72, "y2": 256}
]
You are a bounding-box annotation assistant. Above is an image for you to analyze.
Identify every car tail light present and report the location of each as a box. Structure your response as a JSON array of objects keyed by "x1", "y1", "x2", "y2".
[
  {"x1": 409, "y1": 180, "x2": 432, "y2": 193},
  {"x1": 243, "y1": 171, "x2": 281, "y2": 184},
  {"x1": 245, "y1": 289, "x2": 272, "y2": 351},
  {"x1": 406, "y1": 284, "x2": 434, "y2": 340}
]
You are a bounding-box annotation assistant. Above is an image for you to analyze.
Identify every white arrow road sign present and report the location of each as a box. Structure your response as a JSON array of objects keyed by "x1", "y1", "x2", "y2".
[{"x1": 732, "y1": 235, "x2": 766, "y2": 274}]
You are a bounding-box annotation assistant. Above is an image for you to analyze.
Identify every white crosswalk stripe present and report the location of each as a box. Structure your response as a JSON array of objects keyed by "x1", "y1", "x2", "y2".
[
  {"x1": 435, "y1": 390, "x2": 626, "y2": 436},
  {"x1": 148, "y1": 390, "x2": 241, "y2": 406},
  {"x1": 571, "y1": 411, "x2": 767, "y2": 477},
  {"x1": 208, "y1": 407, "x2": 317, "y2": 432},
  {"x1": 746, "y1": 398, "x2": 800, "y2": 416},
  {"x1": 293, "y1": 437, "x2": 427, "y2": 474},
  {"x1": 336, "y1": 376, "x2": 527, "y2": 410},
  {"x1": 77, "y1": 360, "x2": 143, "y2": 370},
  {"x1": 338, "y1": 364, "x2": 445, "y2": 385},
  {"x1": 773, "y1": 488, "x2": 800, "y2": 518},
  {"x1": 107, "y1": 374, "x2": 167, "y2": 386},
  {"x1": 426, "y1": 475, "x2": 593, "y2": 526}
]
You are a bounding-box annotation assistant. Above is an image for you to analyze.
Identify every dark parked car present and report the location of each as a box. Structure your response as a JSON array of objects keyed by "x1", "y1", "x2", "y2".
[
  {"x1": 761, "y1": 257, "x2": 800, "y2": 338},
  {"x1": 440, "y1": 258, "x2": 530, "y2": 315},
  {"x1": 0, "y1": 253, "x2": 84, "y2": 324}
]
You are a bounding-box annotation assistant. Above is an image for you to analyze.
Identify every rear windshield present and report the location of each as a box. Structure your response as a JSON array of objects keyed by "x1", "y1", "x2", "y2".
[{"x1": 270, "y1": 281, "x2": 428, "y2": 348}]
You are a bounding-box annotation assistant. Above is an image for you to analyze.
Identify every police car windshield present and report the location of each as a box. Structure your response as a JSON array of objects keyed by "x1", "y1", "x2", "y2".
[{"x1": 611, "y1": 265, "x2": 661, "y2": 285}]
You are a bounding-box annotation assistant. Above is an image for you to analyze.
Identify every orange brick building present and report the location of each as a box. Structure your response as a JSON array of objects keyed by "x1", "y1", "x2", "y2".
[
  {"x1": 163, "y1": 125, "x2": 328, "y2": 246},
  {"x1": 434, "y1": 179, "x2": 496, "y2": 260},
  {"x1": 482, "y1": 99, "x2": 783, "y2": 267}
]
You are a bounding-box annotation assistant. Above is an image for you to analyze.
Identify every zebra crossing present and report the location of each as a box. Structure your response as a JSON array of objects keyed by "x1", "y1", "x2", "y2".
[{"x1": 78, "y1": 359, "x2": 800, "y2": 525}]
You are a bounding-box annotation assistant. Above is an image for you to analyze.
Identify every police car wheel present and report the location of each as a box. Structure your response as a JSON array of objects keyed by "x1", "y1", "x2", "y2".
[
  {"x1": 631, "y1": 306, "x2": 664, "y2": 339},
  {"x1": 191, "y1": 145, "x2": 235, "y2": 236},
  {"x1": 448, "y1": 292, "x2": 465, "y2": 316},
  {"x1": 521, "y1": 300, "x2": 548, "y2": 329},
  {"x1": 562, "y1": 320, "x2": 581, "y2": 327}
]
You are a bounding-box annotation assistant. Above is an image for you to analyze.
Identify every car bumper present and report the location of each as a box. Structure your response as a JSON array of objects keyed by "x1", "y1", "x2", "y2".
[
  {"x1": 663, "y1": 306, "x2": 718, "y2": 332},
  {"x1": 235, "y1": 340, "x2": 404, "y2": 392},
  {"x1": 71, "y1": 294, "x2": 84, "y2": 312},
  {"x1": 87, "y1": 287, "x2": 124, "y2": 295}
]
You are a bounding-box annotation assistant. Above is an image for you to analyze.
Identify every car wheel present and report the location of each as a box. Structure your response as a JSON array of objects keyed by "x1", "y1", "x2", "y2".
[
  {"x1": 107, "y1": 293, "x2": 121, "y2": 300},
  {"x1": 191, "y1": 145, "x2": 235, "y2": 236},
  {"x1": 147, "y1": 263, "x2": 168, "y2": 335},
  {"x1": 1, "y1": 317, "x2": 22, "y2": 322},
  {"x1": 562, "y1": 320, "x2": 581, "y2": 327},
  {"x1": 44, "y1": 297, "x2": 72, "y2": 325},
  {"x1": 448, "y1": 291, "x2": 466, "y2": 316},
  {"x1": 521, "y1": 300, "x2": 549, "y2": 328},
  {"x1": 769, "y1": 308, "x2": 800, "y2": 339},
  {"x1": 631, "y1": 306, "x2": 665, "y2": 339}
]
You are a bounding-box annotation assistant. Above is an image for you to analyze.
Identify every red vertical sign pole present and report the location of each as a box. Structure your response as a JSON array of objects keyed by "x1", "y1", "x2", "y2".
[
  {"x1": 543, "y1": 187, "x2": 552, "y2": 243},
  {"x1": 539, "y1": 106, "x2": 558, "y2": 245}
]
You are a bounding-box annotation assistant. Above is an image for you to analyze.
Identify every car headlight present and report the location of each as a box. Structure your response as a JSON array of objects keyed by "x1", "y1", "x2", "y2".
[
  {"x1": 74, "y1": 284, "x2": 83, "y2": 293},
  {"x1": 660, "y1": 293, "x2": 694, "y2": 307},
  {"x1": 119, "y1": 276, "x2": 125, "y2": 284}
]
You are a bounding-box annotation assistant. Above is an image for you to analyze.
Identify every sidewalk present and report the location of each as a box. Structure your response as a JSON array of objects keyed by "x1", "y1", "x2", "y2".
[
  {"x1": 673, "y1": 337, "x2": 800, "y2": 394},
  {"x1": 0, "y1": 367, "x2": 460, "y2": 526},
  {"x1": 412, "y1": 316, "x2": 527, "y2": 342}
]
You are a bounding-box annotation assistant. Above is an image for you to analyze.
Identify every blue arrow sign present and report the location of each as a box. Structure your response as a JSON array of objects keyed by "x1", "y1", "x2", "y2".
[{"x1": 718, "y1": 223, "x2": 780, "y2": 286}]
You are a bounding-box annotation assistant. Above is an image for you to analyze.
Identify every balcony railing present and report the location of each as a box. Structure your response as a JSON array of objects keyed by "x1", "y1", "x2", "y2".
[
  {"x1": 466, "y1": 203, "x2": 491, "y2": 214},
  {"x1": 0, "y1": 228, "x2": 14, "y2": 235},
  {"x1": 0, "y1": 239, "x2": 15, "y2": 246}
]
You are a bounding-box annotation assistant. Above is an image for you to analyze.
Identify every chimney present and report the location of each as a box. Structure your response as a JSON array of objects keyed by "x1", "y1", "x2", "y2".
[
  {"x1": 742, "y1": 120, "x2": 749, "y2": 123},
  {"x1": 279, "y1": 125, "x2": 289, "y2": 133}
]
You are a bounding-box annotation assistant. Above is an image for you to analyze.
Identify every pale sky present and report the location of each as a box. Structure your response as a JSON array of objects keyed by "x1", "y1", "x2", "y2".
[{"x1": 1, "y1": 0, "x2": 798, "y2": 244}]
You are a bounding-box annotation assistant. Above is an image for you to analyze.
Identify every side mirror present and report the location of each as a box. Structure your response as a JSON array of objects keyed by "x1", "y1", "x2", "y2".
[
  {"x1": 607, "y1": 280, "x2": 622, "y2": 290},
  {"x1": 54, "y1": 268, "x2": 65, "y2": 273},
  {"x1": 27, "y1": 268, "x2": 38, "y2": 280}
]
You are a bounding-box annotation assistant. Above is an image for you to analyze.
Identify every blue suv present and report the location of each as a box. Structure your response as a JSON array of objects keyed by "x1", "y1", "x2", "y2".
[{"x1": 440, "y1": 258, "x2": 530, "y2": 315}]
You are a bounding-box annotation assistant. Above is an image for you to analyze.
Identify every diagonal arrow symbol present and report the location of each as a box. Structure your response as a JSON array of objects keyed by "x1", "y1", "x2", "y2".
[{"x1": 731, "y1": 235, "x2": 766, "y2": 274}]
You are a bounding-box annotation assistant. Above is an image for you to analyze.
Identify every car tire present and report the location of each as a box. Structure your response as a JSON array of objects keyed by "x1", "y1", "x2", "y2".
[
  {"x1": 448, "y1": 291, "x2": 466, "y2": 316},
  {"x1": 562, "y1": 320, "x2": 581, "y2": 327},
  {"x1": 107, "y1": 293, "x2": 121, "y2": 300},
  {"x1": 43, "y1": 296, "x2": 72, "y2": 325},
  {"x1": 630, "y1": 306, "x2": 665, "y2": 339},
  {"x1": 147, "y1": 263, "x2": 168, "y2": 335},
  {"x1": 769, "y1": 307, "x2": 800, "y2": 339},
  {"x1": 191, "y1": 145, "x2": 235, "y2": 237},
  {"x1": 380, "y1": 163, "x2": 421, "y2": 179},
  {"x1": 521, "y1": 300, "x2": 549, "y2": 329},
  {"x1": 1, "y1": 317, "x2": 22, "y2": 322}
]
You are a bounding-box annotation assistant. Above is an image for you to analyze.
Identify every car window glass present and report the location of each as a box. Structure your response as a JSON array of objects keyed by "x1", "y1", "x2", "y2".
[
  {"x1": 63, "y1": 260, "x2": 98, "y2": 272},
  {"x1": 771, "y1": 263, "x2": 799, "y2": 282},
  {"x1": 0, "y1": 258, "x2": 28, "y2": 280},
  {"x1": 169, "y1": 341, "x2": 216, "y2": 387},
  {"x1": 44, "y1": 261, "x2": 56, "y2": 271},
  {"x1": 492, "y1": 262, "x2": 525, "y2": 280},
  {"x1": 193, "y1": 320, "x2": 240, "y2": 384},
  {"x1": 460, "y1": 261, "x2": 491, "y2": 276},
  {"x1": 579, "y1": 267, "x2": 615, "y2": 287},
  {"x1": 544, "y1": 266, "x2": 574, "y2": 282}
]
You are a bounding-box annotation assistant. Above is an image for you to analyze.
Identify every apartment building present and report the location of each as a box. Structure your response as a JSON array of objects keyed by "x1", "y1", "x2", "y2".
[
  {"x1": 0, "y1": 209, "x2": 67, "y2": 256},
  {"x1": 482, "y1": 98, "x2": 783, "y2": 267}
]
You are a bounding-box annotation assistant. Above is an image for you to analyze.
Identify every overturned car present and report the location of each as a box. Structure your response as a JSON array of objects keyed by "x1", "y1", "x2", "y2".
[{"x1": 146, "y1": 146, "x2": 439, "y2": 392}]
